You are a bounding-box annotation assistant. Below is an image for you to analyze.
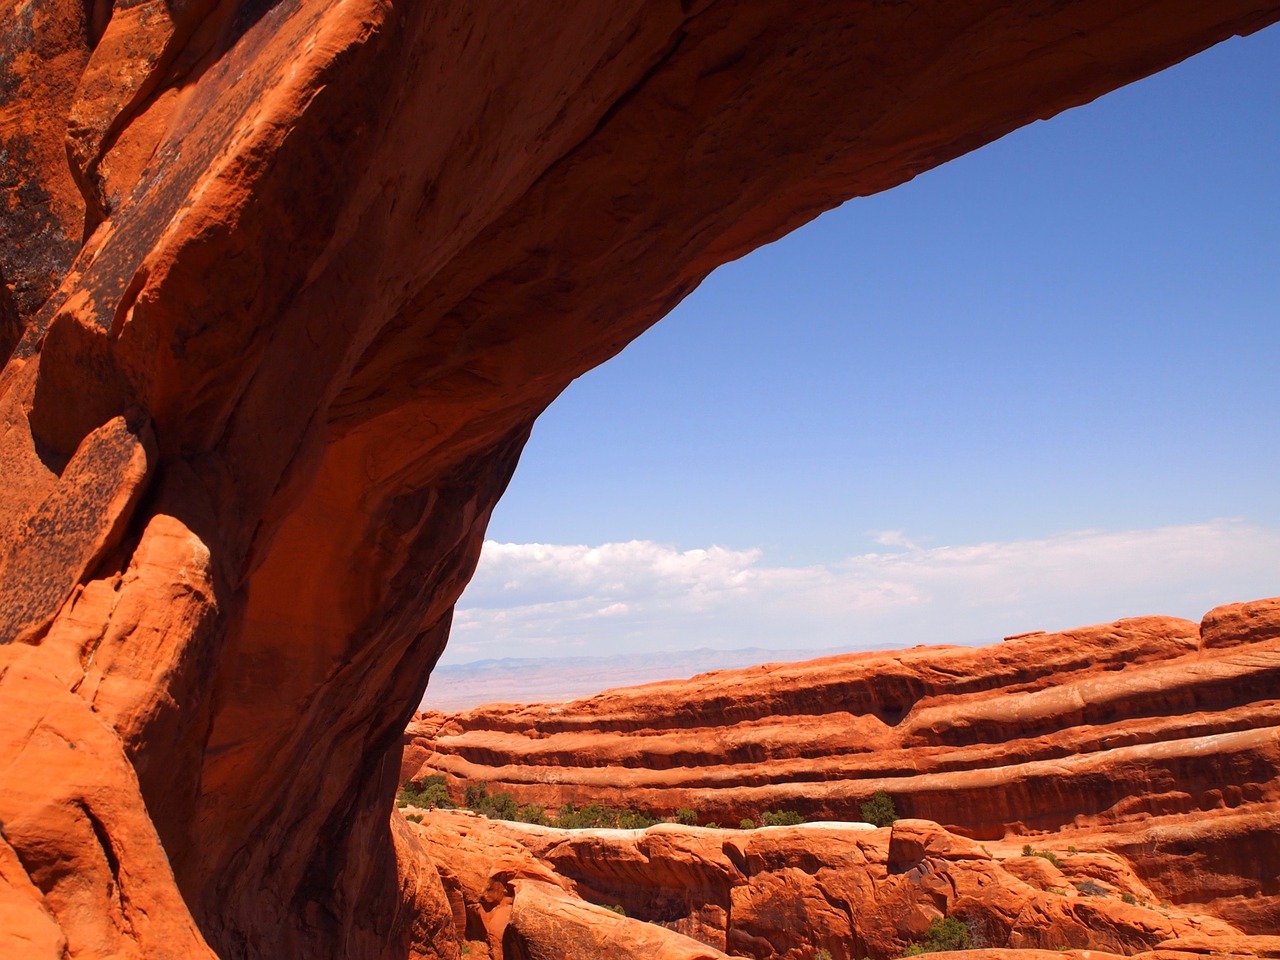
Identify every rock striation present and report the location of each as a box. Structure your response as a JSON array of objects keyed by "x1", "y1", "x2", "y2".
[
  {"x1": 4, "y1": 1, "x2": 1280, "y2": 957},
  {"x1": 401, "y1": 809, "x2": 1280, "y2": 960},
  {"x1": 403, "y1": 598, "x2": 1280, "y2": 943}
]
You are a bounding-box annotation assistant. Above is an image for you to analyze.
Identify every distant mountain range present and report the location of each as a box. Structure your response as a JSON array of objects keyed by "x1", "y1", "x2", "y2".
[{"x1": 422, "y1": 646, "x2": 850, "y2": 712}]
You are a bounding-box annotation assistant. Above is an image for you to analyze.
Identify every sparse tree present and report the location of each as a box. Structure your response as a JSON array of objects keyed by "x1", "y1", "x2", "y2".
[{"x1": 860, "y1": 791, "x2": 897, "y2": 827}]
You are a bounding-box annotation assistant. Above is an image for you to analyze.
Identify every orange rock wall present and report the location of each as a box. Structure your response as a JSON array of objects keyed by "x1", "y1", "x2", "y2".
[
  {"x1": 405, "y1": 600, "x2": 1280, "y2": 933},
  {"x1": 405, "y1": 810, "x2": 1280, "y2": 960},
  {"x1": 4, "y1": 2, "x2": 1280, "y2": 957}
]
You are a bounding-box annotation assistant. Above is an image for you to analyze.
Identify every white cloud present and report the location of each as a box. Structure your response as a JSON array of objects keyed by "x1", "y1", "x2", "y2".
[
  {"x1": 443, "y1": 520, "x2": 1280, "y2": 664},
  {"x1": 871, "y1": 530, "x2": 919, "y2": 549}
]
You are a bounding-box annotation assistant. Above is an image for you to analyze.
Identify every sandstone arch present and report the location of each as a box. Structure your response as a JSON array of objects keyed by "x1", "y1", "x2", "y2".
[{"x1": 2, "y1": 3, "x2": 1278, "y2": 958}]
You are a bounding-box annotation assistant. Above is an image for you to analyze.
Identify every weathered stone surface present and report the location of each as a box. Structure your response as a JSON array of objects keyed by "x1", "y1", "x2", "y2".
[
  {"x1": 405, "y1": 604, "x2": 1280, "y2": 832},
  {"x1": 1201, "y1": 596, "x2": 1280, "y2": 649},
  {"x1": 506, "y1": 878, "x2": 731, "y2": 960},
  {"x1": 0, "y1": 413, "x2": 154, "y2": 643},
  {"x1": 402, "y1": 809, "x2": 1270, "y2": 960},
  {"x1": 406, "y1": 601, "x2": 1280, "y2": 943},
  {"x1": 3, "y1": 1, "x2": 1280, "y2": 957},
  {"x1": 0, "y1": 0, "x2": 92, "y2": 328},
  {"x1": 405, "y1": 810, "x2": 732, "y2": 960},
  {"x1": 0, "y1": 655, "x2": 215, "y2": 959}
]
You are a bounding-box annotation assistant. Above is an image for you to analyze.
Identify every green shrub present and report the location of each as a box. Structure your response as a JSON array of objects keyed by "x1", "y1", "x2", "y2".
[
  {"x1": 464, "y1": 782, "x2": 490, "y2": 809},
  {"x1": 580, "y1": 803, "x2": 612, "y2": 828},
  {"x1": 604, "y1": 903, "x2": 626, "y2": 917},
  {"x1": 617, "y1": 809, "x2": 660, "y2": 829},
  {"x1": 556, "y1": 801, "x2": 657, "y2": 829},
  {"x1": 902, "y1": 915, "x2": 972, "y2": 955},
  {"x1": 675, "y1": 807, "x2": 699, "y2": 825},
  {"x1": 457, "y1": 782, "x2": 521, "y2": 821},
  {"x1": 515, "y1": 804, "x2": 548, "y2": 825},
  {"x1": 739, "y1": 818, "x2": 757, "y2": 830},
  {"x1": 397, "y1": 775, "x2": 454, "y2": 810},
  {"x1": 1075, "y1": 879, "x2": 1107, "y2": 897},
  {"x1": 926, "y1": 916, "x2": 972, "y2": 950},
  {"x1": 487, "y1": 792, "x2": 520, "y2": 821},
  {"x1": 557, "y1": 802, "x2": 610, "y2": 828},
  {"x1": 456, "y1": 793, "x2": 661, "y2": 830},
  {"x1": 1021, "y1": 844, "x2": 1061, "y2": 867},
  {"x1": 860, "y1": 791, "x2": 898, "y2": 827},
  {"x1": 761, "y1": 809, "x2": 805, "y2": 826},
  {"x1": 1121, "y1": 892, "x2": 1137, "y2": 905}
]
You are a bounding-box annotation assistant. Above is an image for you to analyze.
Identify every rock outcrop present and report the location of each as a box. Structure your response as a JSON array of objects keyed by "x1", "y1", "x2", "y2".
[
  {"x1": 401, "y1": 809, "x2": 1280, "y2": 960},
  {"x1": 408, "y1": 811, "x2": 733, "y2": 960},
  {"x1": 4, "y1": 1, "x2": 1280, "y2": 957},
  {"x1": 403, "y1": 599, "x2": 1280, "y2": 940}
]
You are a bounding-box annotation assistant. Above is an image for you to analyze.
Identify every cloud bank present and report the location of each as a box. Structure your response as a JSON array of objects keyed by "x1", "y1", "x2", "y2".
[{"x1": 445, "y1": 520, "x2": 1280, "y2": 664}]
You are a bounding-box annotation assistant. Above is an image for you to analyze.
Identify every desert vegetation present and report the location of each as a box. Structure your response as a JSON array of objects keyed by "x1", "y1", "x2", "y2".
[
  {"x1": 393, "y1": 601, "x2": 1280, "y2": 959},
  {"x1": 1021, "y1": 844, "x2": 1062, "y2": 867},
  {"x1": 397, "y1": 776, "x2": 867, "y2": 832},
  {"x1": 859, "y1": 791, "x2": 898, "y2": 827},
  {"x1": 400, "y1": 779, "x2": 661, "y2": 828},
  {"x1": 397, "y1": 776, "x2": 454, "y2": 810},
  {"x1": 900, "y1": 916, "x2": 972, "y2": 955}
]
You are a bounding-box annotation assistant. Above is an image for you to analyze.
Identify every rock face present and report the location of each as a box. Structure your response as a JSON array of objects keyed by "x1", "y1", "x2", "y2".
[
  {"x1": 401, "y1": 809, "x2": 1280, "y2": 960},
  {"x1": 403, "y1": 599, "x2": 1280, "y2": 940},
  {"x1": 408, "y1": 812, "x2": 733, "y2": 960},
  {"x1": 3, "y1": 2, "x2": 1280, "y2": 957}
]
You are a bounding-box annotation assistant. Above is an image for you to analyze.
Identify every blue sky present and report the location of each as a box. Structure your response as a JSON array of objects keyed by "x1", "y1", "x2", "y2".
[{"x1": 443, "y1": 26, "x2": 1280, "y2": 667}]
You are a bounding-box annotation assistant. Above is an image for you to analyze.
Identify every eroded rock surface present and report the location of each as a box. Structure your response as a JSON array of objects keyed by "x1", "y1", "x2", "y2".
[
  {"x1": 401, "y1": 809, "x2": 1279, "y2": 960},
  {"x1": 4, "y1": 1, "x2": 1280, "y2": 957},
  {"x1": 407, "y1": 601, "x2": 1280, "y2": 957}
]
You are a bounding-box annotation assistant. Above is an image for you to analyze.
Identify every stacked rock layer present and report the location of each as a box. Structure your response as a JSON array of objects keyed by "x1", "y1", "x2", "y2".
[
  {"x1": 399, "y1": 809, "x2": 1280, "y2": 960},
  {"x1": 4, "y1": 0, "x2": 1280, "y2": 956},
  {"x1": 404, "y1": 598, "x2": 1280, "y2": 944}
]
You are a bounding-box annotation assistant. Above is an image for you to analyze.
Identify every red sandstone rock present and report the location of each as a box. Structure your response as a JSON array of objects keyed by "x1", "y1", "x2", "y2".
[
  {"x1": 404, "y1": 809, "x2": 1266, "y2": 960},
  {"x1": 506, "y1": 879, "x2": 732, "y2": 960},
  {"x1": 4, "y1": 1, "x2": 1280, "y2": 957},
  {"x1": 404, "y1": 603, "x2": 1280, "y2": 953},
  {"x1": 0, "y1": 655, "x2": 215, "y2": 959},
  {"x1": 406, "y1": 810, "x2": 733, "y2": 960},
  {"x1": 1150, "y1": 935, "x2": 1280, "y2": 957},
  {"x1": 404, "y1": 605, "x2": 1280, "y2": 840},
  {"x1": 888, "y1": 818, "x2": 992, "y2": 871},
  {"x1": 1201, "y1": 597, "x2": 1280, "y2": 649}
]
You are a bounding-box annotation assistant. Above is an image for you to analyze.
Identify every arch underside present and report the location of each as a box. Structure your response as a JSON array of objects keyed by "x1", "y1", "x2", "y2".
[{"x1": 0, "y1": 2, "x2": 1277, "y2": 957}]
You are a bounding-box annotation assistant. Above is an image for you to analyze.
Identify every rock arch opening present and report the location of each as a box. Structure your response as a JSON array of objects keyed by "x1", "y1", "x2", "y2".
[{"x1": 2, "y1": 4, "x2": 1278, "y2": 958}]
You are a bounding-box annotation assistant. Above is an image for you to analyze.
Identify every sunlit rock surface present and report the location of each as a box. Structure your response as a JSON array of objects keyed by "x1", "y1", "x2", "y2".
[
  {"x1": 3, "y1": 0, "x2": 1280, "y2": 956},
  {"x1": 404, "y1": 599, "x2": 1280, "y2": 949},
  {"x1": 402, "y1": 809, "x2": 1280, "y2": 959}
]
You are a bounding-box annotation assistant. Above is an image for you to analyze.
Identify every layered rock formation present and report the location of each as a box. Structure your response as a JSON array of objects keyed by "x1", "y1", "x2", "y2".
[
  {"x1": 403, "y1": 809, "x2": 1280, "y2": 960},
  {"x1": 4, "y1": 1, "x2": 1280, "y2": 957},
  {"x1": 403, "y1": 598, "x2": 1280, "y2": 944}
]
